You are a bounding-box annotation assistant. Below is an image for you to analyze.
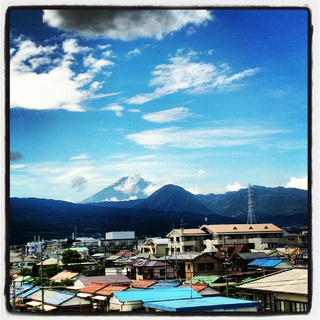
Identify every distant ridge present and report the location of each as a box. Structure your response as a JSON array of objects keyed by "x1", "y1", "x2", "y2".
[{"x1": 136, "y1": 184, "x2": 213, "y2": 214}]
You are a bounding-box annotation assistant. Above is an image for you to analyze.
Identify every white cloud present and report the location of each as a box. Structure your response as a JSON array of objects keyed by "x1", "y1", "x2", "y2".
[
  {"x1": 101, "y1": 104, "x2": 124, "y2": 117},
  {"x1": 285, "y1": 176, "x2": 308, "y2": 190},
  {"x1": 10, "y1": 37, "x2": 114, "y2": 111},
  {"x1": 126, "y1": 125, "x2": 283, "y2": 149},
  {"x1": 226, "y1": 181, "x2": 244, "y2": 192},
  {"x1": 127, "y1": 52, "x2": 260, "y2": 104},
  {"x1": 198, "y1": 169, "x2": 206, "y2": 177},
  {"x1": 43, "y1": 10, "x2": 213, "y2": 41},
  {"x1": 70, "y1": 154, "x2": 89, "y2": 160},
  {"x1": 142, "y1": 107, "x2": 191, "y2": 123},
  {"x1": 126, "y1": 48, "x2": 141, "y2": 59},
  {"x1": 114, "y1": 172, "x2": 142, "y2": 194}
]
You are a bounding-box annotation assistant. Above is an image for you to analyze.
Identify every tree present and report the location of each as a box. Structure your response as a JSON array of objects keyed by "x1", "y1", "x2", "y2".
[{"x1": 62, "y1": 249, "x2": 81, "y2": 264}]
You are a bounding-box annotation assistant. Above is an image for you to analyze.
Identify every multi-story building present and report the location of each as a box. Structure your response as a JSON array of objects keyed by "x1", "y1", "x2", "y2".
[
  {"x1": 167, "y1": 224, "x2": 285, "y2": 253},
  {"x1": 167, "y1": 228, "x2": 210, "y2": 254},
  {"x1": 201, "y1": 223, "x2": 285, "y2": 250}
]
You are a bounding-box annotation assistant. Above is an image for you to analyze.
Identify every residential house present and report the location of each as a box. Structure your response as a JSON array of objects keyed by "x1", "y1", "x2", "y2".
[
  {"x1": 131, "y1": 259, "x2": 175, "y2": 280},
  {"x1": 236, "y1": 267, "x2": 308, "y2": 312},
  {"x1": 139, "y1": 237, "x2": 168, "y2": 257},
  {"x1": 50, "y1": 270, "x2": 79, "y2": 283},
  {"x1": 227, "y1": 251, "x2": 270, "y2": 273},
  {"x1": 109, "y1": 287, "x2": 202, "y2": 312},
  {"x1": 180, "y1": 283, "x2": 221, "y2": 297},
  {"x1": 77, "y1": 282, "x2": 108, "y2": 299},
  {"x1": 247, "y1": 258, "x2": 292, "y2": 270},
  {"x1": 73, "y1": 274, "x2": 131, "y2": 288},
  {"x1": 144, "y1": 296, "x2": 261, "y2": 312},
  {"x1": 24, "y1": 288, "x2": 91, "y2": 312},
  {"x1": 169, "y1": 252, "x2": 220, "y2": 280},
  {"x1": 91, "y1": 285, "x2": 129, "y2": 311}
]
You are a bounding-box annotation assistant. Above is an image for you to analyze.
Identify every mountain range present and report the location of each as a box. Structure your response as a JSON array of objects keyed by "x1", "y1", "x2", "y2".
[{"x1": 9, "y1": 178, "x2": 309, "y2": 245}]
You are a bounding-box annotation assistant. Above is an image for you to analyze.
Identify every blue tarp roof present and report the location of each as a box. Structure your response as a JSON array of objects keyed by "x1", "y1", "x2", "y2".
[
  {"x1": 248, "y1": 258, "x2": 285, "y2": 267},
  {"x1": 114, "y1": 287, "x2": 202, "y2": 303},
  {"x1": 144, "y1": 296, "x2": 261, "y2": 312},
  {"x1": 44, "y1": 291, "x2": 75, "y2": 305}
]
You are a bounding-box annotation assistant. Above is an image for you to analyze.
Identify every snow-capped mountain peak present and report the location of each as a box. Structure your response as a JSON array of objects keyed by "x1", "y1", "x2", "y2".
[{"x1": 80, "y1": 175, "x2": 154, "y2": 204}]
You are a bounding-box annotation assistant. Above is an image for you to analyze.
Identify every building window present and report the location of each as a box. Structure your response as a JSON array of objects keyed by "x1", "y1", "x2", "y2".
[
  {"x1": 291, "y1": 302, "x2": 308, "y2": 312},
  {"x1": 206, "y1": 263, "x2": 214, "y2": 270},
  {"x1": 170, "y1": 237, "x2": 174, "y2": 242},
  {"x1": 160, "y1": 269, "x2": 165, "y2": 276},
  {"x1": 176, "y1": 237, "x2": 180, "y2": 242},
  {"x1": 197, "y1": 263, "x2": 205, "y2": 272}
]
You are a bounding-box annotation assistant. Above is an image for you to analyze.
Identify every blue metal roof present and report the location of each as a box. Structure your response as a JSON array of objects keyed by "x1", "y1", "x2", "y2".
[
  {"x1": 20, "y1": 286, "x2": 42, "y2": 298},
  {"x1": 144, "y1": 296, "x2": 261, "y2": 312},
  {"x1": 114, "y1": 287, "x2": 202, "y2": 303},
  {"x1": 12, "y1": 284, "x2": 33, "y2": 297},
  {"x1": 149, "y1": 281, "x2": 181, "y2": 289}
]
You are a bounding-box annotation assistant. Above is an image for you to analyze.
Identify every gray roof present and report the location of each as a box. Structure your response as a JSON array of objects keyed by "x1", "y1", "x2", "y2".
[
  {"x1": 236, "y1": 268, "x2": 308, "y2": 295},
  {"x1": 237, "y1": 252, "x2": 269, "y2": 260}
]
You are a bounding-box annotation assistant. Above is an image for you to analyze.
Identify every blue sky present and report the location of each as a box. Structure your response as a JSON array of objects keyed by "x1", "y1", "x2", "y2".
[{"x1": 9, "y1": 8, "x2": 309, "y2": 202}]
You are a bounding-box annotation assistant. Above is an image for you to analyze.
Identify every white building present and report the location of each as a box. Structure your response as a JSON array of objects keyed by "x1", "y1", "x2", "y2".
[{"x1": 105, "y1": 231, "x2": 135, "y2": 240}]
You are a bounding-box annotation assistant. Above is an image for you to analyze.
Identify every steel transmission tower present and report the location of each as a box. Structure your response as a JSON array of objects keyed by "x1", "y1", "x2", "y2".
[{"x1": 247, "y1": 184, "x2": 257, "y2": 224}]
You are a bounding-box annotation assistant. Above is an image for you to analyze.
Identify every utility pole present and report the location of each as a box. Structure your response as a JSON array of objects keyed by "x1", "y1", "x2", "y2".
[{"x1": 223, "y1": 235, "x2": 232, "y2": 296}]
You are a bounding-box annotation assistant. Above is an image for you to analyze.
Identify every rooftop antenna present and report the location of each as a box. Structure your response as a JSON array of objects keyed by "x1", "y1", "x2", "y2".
[
  {"x1": 247, "y1": 184, "x2": 257, "y2": 224},
  {"x1": 180, "y1": 219, "x2": 187, "y2": 231}
]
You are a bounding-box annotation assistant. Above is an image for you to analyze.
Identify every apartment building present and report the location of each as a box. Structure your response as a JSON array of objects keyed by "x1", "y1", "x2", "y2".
[
  {"x1": 167, "y1": 224, "x2": 285, "y2": 254},
  {"x1": 167, "y1": 228, "x2": 210, "y2": 254}
]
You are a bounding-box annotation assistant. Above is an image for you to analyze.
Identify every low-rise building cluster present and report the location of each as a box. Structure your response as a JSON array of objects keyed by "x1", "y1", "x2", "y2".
[{"x1": 9, "y1": 223, "x2": 309, "y2": 314}]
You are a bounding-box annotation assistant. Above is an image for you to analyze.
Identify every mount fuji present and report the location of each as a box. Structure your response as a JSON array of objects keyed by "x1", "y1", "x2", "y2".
[{"x1": 80, "y1": 175, "x2": 155, "y2": 204}]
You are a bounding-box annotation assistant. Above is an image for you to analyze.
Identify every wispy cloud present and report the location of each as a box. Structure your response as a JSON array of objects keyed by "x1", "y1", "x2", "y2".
[
  {"x1": 43, "y1": 10, "x2": 213, "y2": 41},
  {"x1": 142, "y1": 107, "x2": 191, "y2": 123},
  {"x1": 70, "y1": 154, "x2": 89, "y2": 161},
  {"x1": 127, "y1": 51, "x2": 260, "y2": 104},
  {"x1": 126, "y1": 125, "x2": 283, "y2": 149}
]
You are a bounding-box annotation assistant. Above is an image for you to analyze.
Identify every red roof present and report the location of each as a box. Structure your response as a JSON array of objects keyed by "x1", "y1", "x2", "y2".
[
  {"x1": 95, "y1": 285, "x2": 128, "y2": 297},
  {"x1": 181, "y1": 283, "x2": 208, "y2": 292},
  {"x1": 131, "y1": 279, "x2": 157, "y2": 289},
  {"x1": 79, "y1": 282, "x2": 107, "y2": 294}
]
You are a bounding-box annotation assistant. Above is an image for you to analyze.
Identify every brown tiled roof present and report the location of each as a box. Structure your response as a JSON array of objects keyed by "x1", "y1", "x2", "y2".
[
  {"x1": 116, "y1": 250, "x2": 133, "y2": 257},
  {"x1": 50, "y1": 270, "x2": 79, "y2": 281},
  {"x1": 79, "y1": 282, "x2": 108, "y2": 294},
  {"x1": 202, "y1": 223, "x2": 284, "y2": 233},
  {"x1": 95, "y1": 285, "x2": 128, "y2": 297},
  {"x1": 131, "y1": 279, "x2": 157, "y2": 289}
]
